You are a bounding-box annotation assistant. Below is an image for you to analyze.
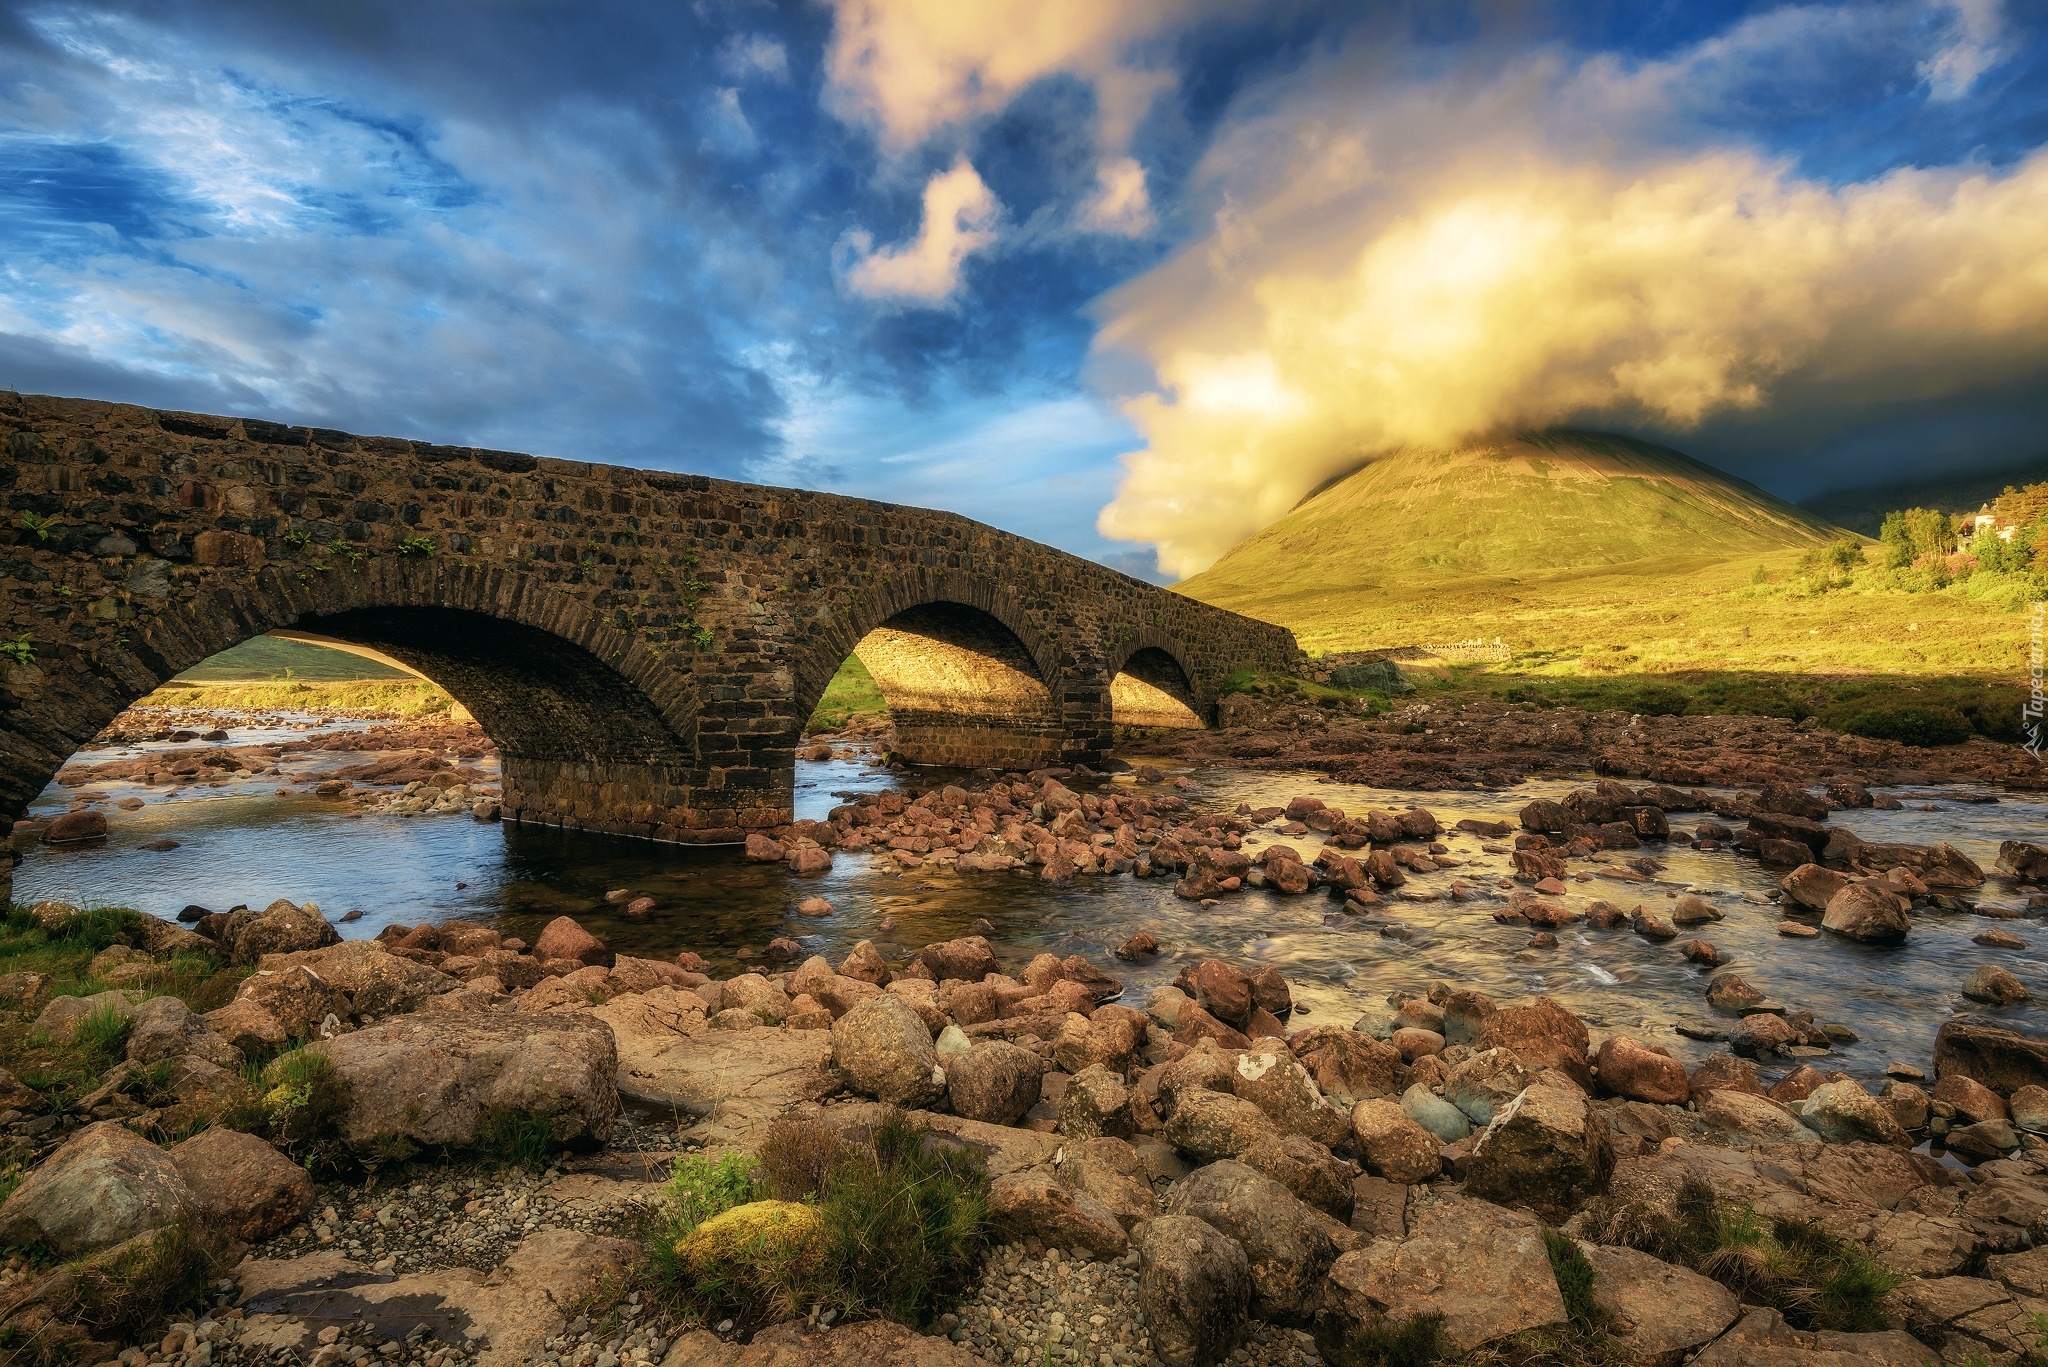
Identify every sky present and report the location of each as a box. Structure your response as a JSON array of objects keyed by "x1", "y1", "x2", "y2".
[{"x1": 2, "y1": 1, "x2": 2046, "y2": 581}]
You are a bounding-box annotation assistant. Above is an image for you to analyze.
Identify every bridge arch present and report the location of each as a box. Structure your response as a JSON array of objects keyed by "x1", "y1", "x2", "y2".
[
  {"x1": 793, "y1": 571, "x2": 1070, "y2": 771},
  {"x1": 1108, "y1": 636, "x2": 1207, "y2": 731}
]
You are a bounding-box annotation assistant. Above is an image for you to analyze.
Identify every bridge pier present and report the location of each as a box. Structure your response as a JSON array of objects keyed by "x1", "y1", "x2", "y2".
[{"x1": 0, "y1": 392, "x2": 1298, "y2": 842}]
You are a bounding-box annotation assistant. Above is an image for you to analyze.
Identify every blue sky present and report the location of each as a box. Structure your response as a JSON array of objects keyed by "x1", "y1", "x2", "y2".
[{"x1": 3, "y1": 1, "x2": 2046, "y2": 580}]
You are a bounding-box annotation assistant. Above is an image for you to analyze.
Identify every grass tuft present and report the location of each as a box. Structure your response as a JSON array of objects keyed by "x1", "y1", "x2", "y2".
[
  {"x1": 1313, "y1": 1311, "x2": 1451, "y2": 1367},
  {"x1": 757, "y1": 1110, "x2": 843, "y2": 1202}
]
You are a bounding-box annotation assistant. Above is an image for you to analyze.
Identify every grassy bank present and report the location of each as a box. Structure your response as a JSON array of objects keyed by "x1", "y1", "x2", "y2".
[
  {"x1": 132, "y1": 678, "x2": 458, "y2": 719},
  {"x1": 1225, "y1": 663, "x2": 2032, "y2": 746},
  {"x1": 805, "y1": 656, "x2": 889, "y2": 734}
]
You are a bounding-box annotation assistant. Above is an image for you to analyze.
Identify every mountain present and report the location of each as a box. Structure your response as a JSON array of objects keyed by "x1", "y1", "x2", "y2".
[
  {"x1": 1800, "y1": 453, "x2": 2048, "y2": 536},
  {"x1": 1177, "y1": 430, "x2": 1843, "y2": 616}
]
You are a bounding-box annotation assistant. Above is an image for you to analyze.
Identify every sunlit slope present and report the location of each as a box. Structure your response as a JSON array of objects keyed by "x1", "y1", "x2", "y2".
[{"x1": 1178, "y1": 430, "x2": 1839, "y2": 607}]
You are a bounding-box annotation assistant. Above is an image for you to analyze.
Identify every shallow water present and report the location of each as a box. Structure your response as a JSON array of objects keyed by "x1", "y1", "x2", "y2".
[{"x1": 17, "y1": 716, "x2": 2048, "y2": 1091}]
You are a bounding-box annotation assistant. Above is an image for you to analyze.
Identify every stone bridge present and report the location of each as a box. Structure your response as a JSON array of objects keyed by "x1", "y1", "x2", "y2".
[{"x1": 0, "y1": 392, "x2": 1296, "y2": 843}]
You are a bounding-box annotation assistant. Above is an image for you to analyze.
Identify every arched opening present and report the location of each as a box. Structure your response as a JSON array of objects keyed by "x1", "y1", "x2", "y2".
[
  {"x1": 1111, "y1": 646, "x2": 1204, "y2": 732},
  {"x1": 805, "y1": 602, "x2": 1063, "y2": 770}
]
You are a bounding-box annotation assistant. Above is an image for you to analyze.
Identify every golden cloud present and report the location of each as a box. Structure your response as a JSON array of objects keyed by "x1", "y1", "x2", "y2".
[{"x1": 1097, "y1": 134, "x2": 2048, "y2": 579}]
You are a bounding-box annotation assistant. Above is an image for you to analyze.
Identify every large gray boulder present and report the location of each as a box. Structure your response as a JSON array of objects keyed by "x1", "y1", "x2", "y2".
[
  {"x1": 1579, "y1": 1241, "x2": 1740, "y2": 1366},
  {"x1": 318, "y1": 1012, "x2": 618, "y2": 1149},
  {"x1": 1443, "y1": 1047, "x2": 1530, "y2": 1126},
  {"x1": 125, "y1": 995, "x2": 240, "y2": 1069},
  {"x1": 0, "y1": 1122, "x2": 191, "y2": 1256},
  {"x1": 1137, "y1": 1215, "x2": 1253, "y2": 1367},
  {"x1": 1229, "y1": 1045, "x2": 1351, "y2": 1148},
  {"x1": 1162, "y1": 1160, "x2": 1336, "y2": 1323},
  {"x1": 1821, "y1": 882, "x2": 1911, "y2": 944},
  {"x1": 1463, "y1": 1083, "x2": 1614, "y2": 1221},
  {"x1": 256, "y1": 940, "x2": 455, "y2": 1017},
  {"x1": 943, "y1": 1041, "x2": 1043, "y2": 1126},
  {"x1": 170, "y1": 1127, "x2": 313, "y2": 1242},
  {"x1": 987, "y1": 1172, "x2": 1128, "y2": 1259},
  {"x1": 1800, "y1": 1078, "x2": 1913, "y2": 1147},
  {"x1": 828, "y1": 992, "x2": 946, "y2": 1108},
  {"x1": 1315, "y1": 1195, "x2": 1566, "y2": 1357},
  {"x1": 223, "y1": 899, "x2": 340, "y2": 964}
]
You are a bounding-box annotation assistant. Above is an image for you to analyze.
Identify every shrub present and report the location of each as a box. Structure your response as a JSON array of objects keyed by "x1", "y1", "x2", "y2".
[
  {"x1": 44, "y1": 1218, "x2": 227, "y2": 1351},
  {"x1": 818, "y1": 1110, "x2": 991, "y2": 1328},
  {"x1": 257, "y1": 1047, "x2": 349, "y2": 1166},
  {"x1": 1577, "y1": 1178, "x2": 1898, "y2": 1333},
  {"x1": 1314, "y1": 1311, "x2": 1450, "y2": 1367},
  {"x1": 758, "y1": 1110, "x2": 842, "y2": 1202},
  {"x1": 1823, "y1": 702, "x2": 1973, "y2": 747},
  {"x1": 1543, "y1": 1231, "x2": 1598, "y2": 1330},
  {"x1": 664, "y1": 1150, "x2": 767, "y2": 1238}
]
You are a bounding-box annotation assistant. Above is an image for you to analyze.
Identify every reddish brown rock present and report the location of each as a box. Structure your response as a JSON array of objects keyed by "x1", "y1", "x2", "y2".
[
  {"x1": 1595, "y1": 1036, "x2": 1688, "y2": 1105},
  {"x1": 533, "y1": 916, "x2": 607, "y2": 966}
]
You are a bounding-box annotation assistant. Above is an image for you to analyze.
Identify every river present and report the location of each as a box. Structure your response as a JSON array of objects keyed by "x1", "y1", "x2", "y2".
[{"x1": 15, "y1": 711, "x2": 2046, "y2": 1092}]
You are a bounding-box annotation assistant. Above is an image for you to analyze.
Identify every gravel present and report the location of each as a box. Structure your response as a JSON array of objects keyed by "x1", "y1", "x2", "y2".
[{"x1": 948, "y1": 1243, "x2": 1321, "y2": 1367}]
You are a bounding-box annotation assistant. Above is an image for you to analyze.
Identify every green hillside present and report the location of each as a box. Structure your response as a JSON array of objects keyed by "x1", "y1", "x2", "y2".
[
  {"x1": 172, "y1": 635, "x2": 414, "y2": 683},
  {"x1": 1179, "y1": 430, "x2": 1838, "y2": 607}
]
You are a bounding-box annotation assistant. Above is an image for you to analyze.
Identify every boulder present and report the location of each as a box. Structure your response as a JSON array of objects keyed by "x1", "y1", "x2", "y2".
[
  {"x1": 318, "y1": 1012, "x2": 618, "y2": 1149},
  {"x1": 1059, "y1": 1064, "x2": 1134, "y2": 1140},
  {"x1": 1230, "y1": 1046, "x2": 1350, "y2": 1149},
  {"x1": 1801, "y1": 1079, "x2": 1913, "y2": 1147},
  {"x1": 1695, "y1": 1089, "x2": 1820, "y2": 1143},
  {"x1": 1439, "y1": 989, "x2": 1497, "y2": 1046},
  {"x1": 42, "y1": 809, "x2": 108, "y2": 843},
  {"x1": 125, "y1": 995, "x2": 239, "y2": 1069},
  {"x1": 1055, "y1": 1137, "x2": 1155, "y2": 1230},
  {"x1": 1163, "y1": 1160, "x2": 1336, "y2": 1323},
  {"x1": 1444, "y1": 1047, "x2": 1531, "y2": 1126},
  {"x1": 1464, "y1": 1084, "x2": 1613, "y2": 1221},
  {"x1": 987, "y1": 1172, "x2": 1127, "y2": 1259},
  {"x1": 1161, "y1": 1089, "x2": 1279, "y2": 1163},
  {"x1": 1687, "y1": 1054, "x2": 1764, "y2": 1102},
  {"x1": 613, "y1": 1027, "x2": 833, "y2": 1151},
  {"x1": 1596, "y1": 1036, "x2": 1689, "y2": 1105},
  {"x1": 1175, "y1": 960, "x2": 1253, "y2": 1028},
  {"x1": 1933, "y1": 1073, "x2": 2010, "y2": 1125},
  {"x1": 917, "y1": 936, "x2": 1001, "y2": 982},
  {"x1": 1671, "y1": 895, "x2": 1723, "y2": 926},
  {"x1": 723, "y1": 973, "x2": 792, "y2": 1024},
  {"x1": 1964, "y1": 965, "x2": 2031, "y2": 1006},
  {"x1": 838, "y1": 940, "x2": 891, "y2": 986},
  {"x1": 944, "y1": 1041, "x2": 1043, "y2": 1126},
  {"x1": 1348, "y1": 1098, "x2": 1441, "y2": 1184},
  {"x1": 170, "y1": 1126, "x2": 313, "y2": 1242},
  {"x1": 234, "y1": 965, "x2": 348, "y2": 1038},
  {"x1": 1137, "y1": 1215, "x2": 1252, "y2": 1367},
  {"x1": 1998, "y1": 840, "x2": 2048, "y2": 883},
  {"x1": 1579, "y1": 1241, "x2": 1740, "y2": 1367},
  {"x1": 1237, "y1": 1132, "x2": 1355, "y2": 1220},
  {"x1": 1401, "y1": 1084, "x2": 1470, "y2": 1143},
  {"x1": 1156, "y1": 1039, "x2": 1239, "y2": 1114},
  {"x1": 205, "y1": 997, "x2": 289, "y2": 1057},
  {"x1": 33, "y1": 988, "x2": 134, "y2": 1040},
  {"x1": 222, "y1": 899, "x2": 340, "y2": 964},
  {"x1": 1053, "y1": 1008, "x2": 1146, "y2": 1074},
  {"x1": 257, "y1": 940, "x2": 456, "y2": 1017},
  {"x1": 1781, "y1": 863, "x2": 1849, "y2": 912},
  {"x1": 1171, "y1": 1002, "x2": 1250, "y2": 1051},
  {"x1": 2010, "y1": 1084, "x2": 2048, "y2": 1133},
  {"x1": 1476, "y1": 997, "x2": 1593, "y2": 1091},
  {"x1": 1315, "y1": 1196, "x2": 1567, "y2": 1356},
  {"x1": 1287, "y1": 1027, "x2": 1403, "y2": 1104},
  {"x1": 1935, "y1": 1018, "x2": 2048, "y2": 1096},
  {"x1": 829, "y1": 993, "x2": 946, "y2": 1109},
  {"x1": 1881, "y1": 1080, "x2": 1931, "y2": 1131},
  {"x1": 0, "y1": 1122, "x2": 191, "y2": 1256},
  {"x1": 1705, "y1": 973, "x2": 1767, "y2": 1014},
  {"x1": 1821, "y1": 883, "x2": 1911, "y2": 944}
]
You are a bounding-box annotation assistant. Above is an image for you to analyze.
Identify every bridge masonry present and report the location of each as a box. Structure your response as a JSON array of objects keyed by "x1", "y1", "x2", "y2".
[{"x1": 0, "y1": 392, "x2": 1298, "y2": 845}]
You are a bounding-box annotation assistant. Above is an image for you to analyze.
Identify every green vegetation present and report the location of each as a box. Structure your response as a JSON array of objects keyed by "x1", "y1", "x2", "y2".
[
  {"x1": 805, "y1": 655, "x2": 889, "y2": 734},
  {"x1": 1579, "y1": 1177, "x2": 1899, "y2": 1333},
  {"x1": 1, "y1": 633, "x2": 33, "y2": 666},
  {"x1": 1314, "y1": 1312, "x2": 1451, "y2": 1367},
  {"x1": 630, "y1": 1109, "x2": 990, "y2": 1336},
  {"x1": 1177, "y1": 432, "x2": 2045, "y2": 718},
  {"x1": 8, "y1": 1219, "x2": 229, "y2": 1365},
  {"x1": 137, "y1": 677, "x2": 455, "y2": 718},
  {"x1": 476, "y1": 1108, "x2": 562, "y2": 1170},
  {"x1": 167, "y1": 634, "x2": 415, "y2": 683},
  {"x1": 396, "y1": 534, "x2": 436, "y2": 558}
]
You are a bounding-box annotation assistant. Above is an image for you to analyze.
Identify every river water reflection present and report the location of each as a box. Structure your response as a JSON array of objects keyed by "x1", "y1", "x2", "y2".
[{"x1": 17, "y1": 717, "x2": 2047, "y2": 1090}]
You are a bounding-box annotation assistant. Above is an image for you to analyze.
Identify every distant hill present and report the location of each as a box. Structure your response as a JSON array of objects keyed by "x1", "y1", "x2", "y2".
[
  {"x1": 1177, "y1": 430, "x2": 1843, "y2": 615},
  {"x1": 172, "y1": 635, "x2": 414, "y2": 683},
  {"x1": 1800, "y1": 454, "x2": 2048, "y2": 536}
]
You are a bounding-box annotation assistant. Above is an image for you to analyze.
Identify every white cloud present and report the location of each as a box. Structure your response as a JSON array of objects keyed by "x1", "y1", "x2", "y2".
[
  {"x1": 718, "y1": 33, "x2": 790, "y2": 84},
  {"x1": 841, "y1": 156, "x2": 1000, "y2": 304},
  {"x1": 1080, "y1": 156, "x2": 1156, "y2": 237},
  {"x1": 1092, "y1": 21, "x2": 2048, "y2": 578},
  {"x1": 1922, "y1": 0, "x2": 2008, "y2": 99}
]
